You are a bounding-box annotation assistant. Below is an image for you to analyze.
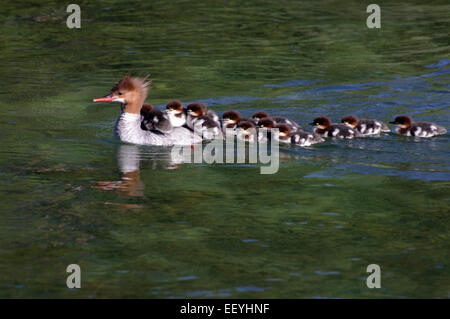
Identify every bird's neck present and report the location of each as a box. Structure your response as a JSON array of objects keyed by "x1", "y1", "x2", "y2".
[
  {"x1": 123, "y1": 99, "x2": 143, "y2": 115},
  {"x1": 123, "y1": 91, "x2": 147, "y2": 115}
]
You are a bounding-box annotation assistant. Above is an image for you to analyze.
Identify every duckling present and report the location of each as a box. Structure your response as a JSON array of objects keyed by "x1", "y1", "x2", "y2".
[
  {"x1": 222, "y1": 110, "x2": 241, "y2": 130},
  {"x1": 273, "y1": 124, "x2": 291, "y2": 144},
  {"x1": 341, "y1": 115, "x2": 390, "y2": 136},
  {"x1": 186, "y1": 103, "x2": 207, "y2": 129},
  {"x1": 270, "y1": 122, "x2": 323, "y2": 146},
  {"x1": 140, "y1": 103, "x2": 154, "y2": 116},
  {"x1": 191, "y1": 115, "x2": 222, "y2": 140},
  {"x1": 252, "y1": 111, "x2": 270, "y2": 125},
  {"x1": 165, "y1": 100, "x2": 186, "y2": 127},
  {"x1": 140, "y1": 106, "x2": 173, "y2": 134},
  {"x1": 252, "y1": 111, "x2": 301, "y2": 133},
  {"x1": 309, "y1": 116, "x2": 359, "y2": 139},
  {"x1": 291, "y1": 131, "x2": 324, "y2": 147},
  {"x1": 236, "y1": 121, "x2": 258, "y2": 143},
  {"x1": 272, "y1": 116, "x2": 301, "y2": 133},
  {"x1": 256, "y1": 117, "x2": 275, "y2": 143},
  {"x1": 257, "y1": 117, "x2": 276, "y2": 130},
  {"x1": 207, "y1": 110, "x2": 220, "y2": 126},
  {"x1": 186, "y1": 102, "x2": 220, "y2": 130},
  {"x1": 221, "y1": 110, "x2": 254, "y2": 135},
  {"x1": 390, "y1": 115, "x2": 447, "y2": 137}
]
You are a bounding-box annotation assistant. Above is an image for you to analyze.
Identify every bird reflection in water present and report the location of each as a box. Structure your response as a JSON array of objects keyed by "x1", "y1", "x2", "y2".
[
  {"x1": 93, "y1": 144, "x2": 185, "y2": 198},
  {"x1": 94, "y1": 142, "x2": 295, "y2": 200}
]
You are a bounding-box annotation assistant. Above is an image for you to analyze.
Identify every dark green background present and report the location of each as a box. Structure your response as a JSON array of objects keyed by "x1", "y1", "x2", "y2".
[{"x1": 0, "y1": 0, "x2": 449, "y2": 298}]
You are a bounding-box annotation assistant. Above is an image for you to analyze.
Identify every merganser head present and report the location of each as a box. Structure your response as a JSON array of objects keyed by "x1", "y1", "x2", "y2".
[
  {"x1": 390, "y1": 115, "x2": 412, "y2": 129},
  {"x1": 237, "y1": 120, "x2": 256, "y2": 131},
  {"x1": 186, "y1": 103, "x2": 207, "y2": 118},
  {"x1": 93, "y1": 74, "x2": 151, "y2": 114},
  {"x1": 274, "y1": 123, "x2": 290, "y2": 141},
  {"x1": 166, "y1": 100, "x2": 184, "y2": 114},
  {"x1": 341, "y1": 115, "x2": 359, "y2": 128},
  {"x1": 252, "y1": 111, "x2": 269, "y2": 123},
  {"x1": 140, "y1": 104, "x2": 154, "y2": 116},
  {"x1": 257, "y1": 117, "x2": 275, "y2": 129},
  {"x1": 309, "y1": 116, "x2": 332, "y2": 130},
  {"x1": 222, "y1": 110, "x2": 241, "y2": 126},
  {"x1": 236, "y1": 120, "x2": 257, "y2": 141}
]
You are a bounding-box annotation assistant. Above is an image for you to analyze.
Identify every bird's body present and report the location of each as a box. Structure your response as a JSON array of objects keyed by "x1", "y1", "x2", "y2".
[
  {"x1": 341, "y1": 115, "x2": 390, "y2": 136},
  {"x1": 391, "y1": 116, "x2": 447, "y2": 137}
]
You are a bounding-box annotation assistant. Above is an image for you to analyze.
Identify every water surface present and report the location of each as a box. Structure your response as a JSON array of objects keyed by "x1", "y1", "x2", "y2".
[{"x1": 0, "y1": 0, "x2": 449, "y2": 298}]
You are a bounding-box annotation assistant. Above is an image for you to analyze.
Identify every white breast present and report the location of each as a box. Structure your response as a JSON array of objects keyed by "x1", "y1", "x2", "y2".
[{"x1": 168, "y1": 112, "x2": 186, "y2": 127}]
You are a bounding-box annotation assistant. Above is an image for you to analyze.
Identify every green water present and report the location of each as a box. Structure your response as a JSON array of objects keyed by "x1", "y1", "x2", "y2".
[{"x1": 1, "y1": 0, "x2": 449, "y2": 298}]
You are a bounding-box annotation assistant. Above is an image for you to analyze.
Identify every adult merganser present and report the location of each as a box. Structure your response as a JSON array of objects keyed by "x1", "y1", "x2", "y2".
[
  {"x1": 93, "y1": 74, "x2": 201, "y2": 146},
  {"x1": 309, "y1": 116, "x2": 359, "y2": 139},
  {"x1": 390, "y1": 115, "x2": 447, "y2": 137},
  {"x1": 252, "y1": 111, "x2": 302, "y2": 133},
  {"x1": 341, "y1": 115, "x2": 390, "y2": 136},
  {"x1": 165, "y1": 100, "x2": 186, "y2": 127}
]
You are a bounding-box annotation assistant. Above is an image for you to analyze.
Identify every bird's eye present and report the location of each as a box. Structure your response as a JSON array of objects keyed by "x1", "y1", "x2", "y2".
[{"x1": 118, "y1": 92, "x2": 123, "y2": 95}]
